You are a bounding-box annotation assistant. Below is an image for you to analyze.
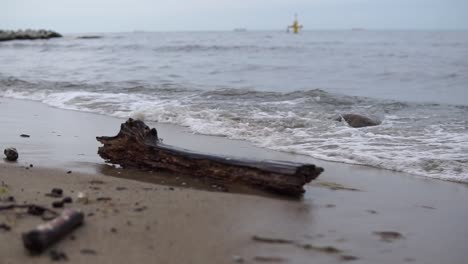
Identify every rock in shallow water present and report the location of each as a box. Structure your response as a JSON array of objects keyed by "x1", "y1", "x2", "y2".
[
  {"x1": 336, "y1": 114, "x2": 380, "y2": 128},
  {"x1": 4, "y1": 148, "x2": 18, "y2": 161}
]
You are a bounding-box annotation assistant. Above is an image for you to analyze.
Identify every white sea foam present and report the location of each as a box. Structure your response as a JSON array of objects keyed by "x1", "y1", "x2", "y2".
[{"x1": 1, "y1": 87, "x2": 467, "y2": 182}]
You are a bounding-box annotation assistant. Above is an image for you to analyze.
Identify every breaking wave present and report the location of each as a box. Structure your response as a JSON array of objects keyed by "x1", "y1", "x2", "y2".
[{"x1": 1, "y1": 76, "x2": 467, "y2": 183}]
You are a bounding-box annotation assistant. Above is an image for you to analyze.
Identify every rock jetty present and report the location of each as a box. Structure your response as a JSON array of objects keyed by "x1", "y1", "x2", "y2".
[{"x1": 0, "y1": 29, "x2": 62, "y2": 42}]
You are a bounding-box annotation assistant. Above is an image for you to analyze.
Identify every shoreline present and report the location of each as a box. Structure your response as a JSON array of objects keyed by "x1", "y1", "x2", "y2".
[
  {"x1": 1, "y1": 97, "x2": 468, "y2": 263},
  {"x1": 1, "y1": 96, "x2": 465, "y2": 185}
]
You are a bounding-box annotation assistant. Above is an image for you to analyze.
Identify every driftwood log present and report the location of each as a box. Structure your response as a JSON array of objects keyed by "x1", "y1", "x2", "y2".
[{"x1": 97, "y1": 119, "x2": 323, "y2": 196}]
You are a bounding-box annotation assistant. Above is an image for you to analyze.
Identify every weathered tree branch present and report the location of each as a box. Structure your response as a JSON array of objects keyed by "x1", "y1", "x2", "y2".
[{"x1": 97, "y1": 119, "x2": 323, "y2": 196}]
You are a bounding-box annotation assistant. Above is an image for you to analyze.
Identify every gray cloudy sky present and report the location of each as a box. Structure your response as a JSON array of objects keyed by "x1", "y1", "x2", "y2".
[{"x1": 2, "y1": 0, "x2": 467, "y2": 33}]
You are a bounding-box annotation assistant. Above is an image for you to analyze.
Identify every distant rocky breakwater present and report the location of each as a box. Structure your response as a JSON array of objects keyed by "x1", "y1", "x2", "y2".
[{"x1": 0, "y1": 29, "x2": 62, "y2": 41}]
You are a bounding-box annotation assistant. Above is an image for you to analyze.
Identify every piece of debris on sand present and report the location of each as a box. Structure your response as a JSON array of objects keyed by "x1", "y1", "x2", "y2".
[
  {"x1": 300, "y1": 244, "x2": 342, "y2": 254},
  {"x1": 340, "y1": 255, "x2": 360, "y2": 261},
  {"x1": 80, "y1": 248, "x2": 98, "y2": 255},
  {"x1": 314, "y1": 182, "x2": 360, "y2": 191},
  {"x1": 254, "y1": 256, "x2": 287, "y2": 262},
  {"x1": 0, "y1": 223, "x2": 11, "y2": 231},
  {"x1": 22, "y1": 209, "x2": 84, "y2": 253},
  {"x1": 373, "y1": 231, "x2": 404, "y2": 242},
  {"x1": 49, "y1": 249, "x2": 68, "y2": 261},
  {"x1": 252, "y1": 235, "x2": 294, "y2": 244}
]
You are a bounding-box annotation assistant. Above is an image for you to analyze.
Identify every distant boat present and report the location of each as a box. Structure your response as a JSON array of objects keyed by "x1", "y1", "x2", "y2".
[{"x1": 233, "y1": 28, "x2": 247, "y2": 32}]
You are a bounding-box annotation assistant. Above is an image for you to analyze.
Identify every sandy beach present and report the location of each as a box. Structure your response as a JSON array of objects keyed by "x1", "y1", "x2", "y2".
[{"x1": 1, "y1": 97, "x2": 468, "y2": 264}]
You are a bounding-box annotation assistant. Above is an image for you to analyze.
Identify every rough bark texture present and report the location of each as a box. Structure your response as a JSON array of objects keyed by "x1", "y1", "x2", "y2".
[{"x1": 97, "y1": 119, "x2": 323, "y2": 196}]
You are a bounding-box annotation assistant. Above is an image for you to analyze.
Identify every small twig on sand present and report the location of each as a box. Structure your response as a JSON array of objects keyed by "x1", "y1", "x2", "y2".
[
  {"x1": 252, "y1": 235, "x2": 294, "y2": 244},
  {"x1": 0, "y1": 204, "x2": 59, "y2": 220}
]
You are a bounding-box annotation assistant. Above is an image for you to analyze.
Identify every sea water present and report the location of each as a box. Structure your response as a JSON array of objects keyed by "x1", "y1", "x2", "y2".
[{"x1": 1, "y1": 30, "x2": 467, "y2": 182}]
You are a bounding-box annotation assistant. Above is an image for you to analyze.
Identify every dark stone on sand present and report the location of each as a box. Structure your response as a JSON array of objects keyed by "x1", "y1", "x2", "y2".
[
  {"x1": 52, "y1": 201, "x2": 64, "y2": 208},
  {"x1": 80, "y1": 248, "x2": 97, "y2": 255},
  {"x1": 96, "y1": 197, "x2": 112, "y2": 202},
  {"x1": 20, "y1": 134, "x2": 30, "y2": 138},
  {"x1": 0, "y1": 29, "x2": 62, "y2": 42},
  {"x1": 0, "y1": 223, "x2": 11, "y2": 231},
  {"x1": 51, "y1": 188, "x2": 63, "y2": 197},
  {"x1": 49, "y1": 249, "x2": 68, "y2": 261},
  {"x1": 336, "y1": 114, "x2": 380, "y2": 128},
  {"x1": 4, "y1": 147, "x2": 18, "y2": 161},
  {"x1": 373, "y1": 231, "x2": 404, "y2": 242},
  {"x1": 27, "y1": 205, "x2": 46, "y2": 216},
  {"x1": 133, "y1": 206, "x2": 148, "y2": 212},
  {"x1": 62, "y1": 197, "x2": 73, "y2": 203},
  {"x1": 340, "y1": 255, "x2": 360, "y2": 261},
  {"x1": 254, "y1": 256, "x2": 287, "y2": 262},
  {"x1": 252, "y1": 235, "x2": 294, "y2": 244}
]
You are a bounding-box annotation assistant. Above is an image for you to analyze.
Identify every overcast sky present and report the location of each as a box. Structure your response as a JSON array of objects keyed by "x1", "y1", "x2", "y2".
[{"x1": 2, "y1": 0, "x2": 467, "y2": 33}]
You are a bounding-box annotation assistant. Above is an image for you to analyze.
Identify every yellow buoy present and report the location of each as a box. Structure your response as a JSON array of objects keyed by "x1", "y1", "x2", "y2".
[{"x1": 287, "y1": 14, "x2": 303, "y2": 34}]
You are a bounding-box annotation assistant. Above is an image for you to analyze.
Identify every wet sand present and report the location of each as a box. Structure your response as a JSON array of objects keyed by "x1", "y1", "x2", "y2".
[{"x1": 1, "y1": 97, "x2": 468, "y2": 264}]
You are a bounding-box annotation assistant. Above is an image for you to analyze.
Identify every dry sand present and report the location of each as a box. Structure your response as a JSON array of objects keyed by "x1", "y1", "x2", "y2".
[{"x1": 1, "y1": 97, "x2": 468, "y2": 264}]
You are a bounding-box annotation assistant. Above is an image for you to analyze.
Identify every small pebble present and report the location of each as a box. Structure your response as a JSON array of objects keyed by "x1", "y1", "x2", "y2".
[
  {"x1": 134, "y1": 206, "x2": 148, "y2": 212},
  {"x1": 80, "y1": 248, "x2": 97, "y2": 255},
  {"x1": 0, "y1": 223, "x2": 11, "y2": 231},
  {"x1": 97, "y1": 197, "x2": 112, "y2": 202},
  {"x1": 62, "y1": 197, "x2": 73, "y2": 203},
  {"x1": 52, "y1": 201, "x2": 64, "y2": 208},
  {"x1": 51, "y1": 188, "x2": 63, "y2": 197},
  {"x1": 340, "y1": 255, "x2": 359, "y2": 261},
  {"x1": 232, "y1": 255, "x2": 244, "y2": 263},
  {"x1": 76, "y1": 192, "x2": 89, "y2": 204},
  {"x1": 49, "y1": 250, "x2": 68, "y2": 261},
  {"x1": 27, "y1": 205, "x2": 45, "y2": 216}
]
